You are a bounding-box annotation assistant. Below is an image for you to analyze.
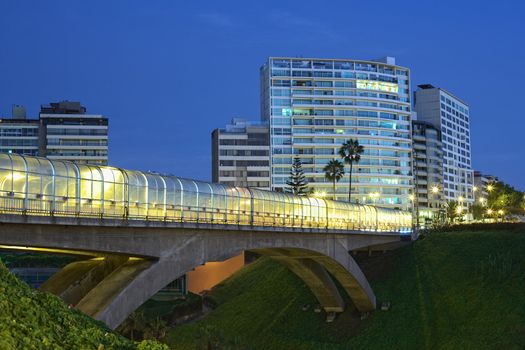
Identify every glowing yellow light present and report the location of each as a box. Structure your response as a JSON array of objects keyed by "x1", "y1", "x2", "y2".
[
  {"x1": 487, "y1": 184, "x2": 494, "y2": 192},
  {"x1": 313, "y1": 191, "x2": 327, "y2": 198},
  {"x1": 458, "y1": 196, "x2": 464, "y2": 202},
  {"x1": 368, "y1": 192, "x2": 380, "y2": 198},
  {"x1": 486, "y1": 209, "x2": 493, "y2": 215},
  {"x1": 431, "y1": 186, "x2": 439, "y2": 194},
  {"x1": 478, "y1": 197, "x2": 486, "y2": 204},
  {"x1": 11, "y1": 172, "x2": 25, "y2": 181},
  {"x1": 473, "y1": 186, "x2": 478, "y2": 192},
  {"x1": 409, "y1": 194, "x2": 415, "y2": 201},
  {"x1": 498, "y1": 209, "x2": 504, "y2": 215},
  {"x1": 456, "y1": 206, "x2": 463, "y2": 214}
]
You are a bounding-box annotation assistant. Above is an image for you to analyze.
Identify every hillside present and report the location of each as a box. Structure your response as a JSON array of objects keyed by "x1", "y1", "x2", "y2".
[
  {"x1": 0, "y1": 259, "x2": 167, "y2": 350},
  {"x1": 166, "y1": 226, "x2": 525, "y2": 349}
]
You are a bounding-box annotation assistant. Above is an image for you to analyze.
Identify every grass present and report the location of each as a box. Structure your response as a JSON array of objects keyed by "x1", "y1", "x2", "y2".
[
  {"x1": 165, "y1": 226, "x2": 525, "y2": 349},
  {"x1": 0, "y1": 258, "x2": 168, "y2": 350}
]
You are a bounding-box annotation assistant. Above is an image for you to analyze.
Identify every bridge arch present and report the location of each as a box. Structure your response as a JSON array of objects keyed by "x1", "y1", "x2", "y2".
[{"x1": 87, "y1": 234, "x2": 376, "y2": 329}]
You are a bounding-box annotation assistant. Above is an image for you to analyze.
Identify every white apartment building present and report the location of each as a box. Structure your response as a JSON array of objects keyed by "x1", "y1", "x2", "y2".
[
  {"x1": 260, "y1": 56, "x2": 413, "y2": 209},
  {"x1": 39, "y1": 102, "x2": 108, "y2": 166},
  {"x1": 414, "y1": 84, "x2": 473, "y2": 207},
  {"x1": 212, "y1": 118, "x2": 270, "y2": 189}
]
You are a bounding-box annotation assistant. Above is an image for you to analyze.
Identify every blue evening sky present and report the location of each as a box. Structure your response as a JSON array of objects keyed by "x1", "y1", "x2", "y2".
[{"x1": 0, "y1": 0, "x2": 523, "y2": 189}]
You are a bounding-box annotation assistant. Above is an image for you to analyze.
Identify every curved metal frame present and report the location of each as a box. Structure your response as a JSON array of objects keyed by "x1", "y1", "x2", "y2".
[{"x1": 0, "y1": 154, "x2": 412, "y2": 233}]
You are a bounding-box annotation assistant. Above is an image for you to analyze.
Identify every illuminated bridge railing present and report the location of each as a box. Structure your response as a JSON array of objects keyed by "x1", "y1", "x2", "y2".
[{"x1": 0, "y1": 154, "x2": 411, "y2": 233}]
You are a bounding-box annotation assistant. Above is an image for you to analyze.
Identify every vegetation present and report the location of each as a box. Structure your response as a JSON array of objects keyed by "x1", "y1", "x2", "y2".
[
  {"x1": 445, "y1": 200, "x2": 460, "y2": 223},
  {"x1": 119, "y1": 293, "x2": 202, "y2": 342},
  {"x1": 0, "y1": 259, "x2": 168, "y2": 350},
  {"x1": 339, "y1": 139, "x2": 364, "y2": 202},
  {"x1": 323, "y1": 159, "x2": 345, "y2": 200},
  {"x1": 486, "y1": 180, "x2": 525, "y2": 217},
  {"x1": 286, "y1": 155, "x2": 308, "y2": 195},
  {"x1": 0, "y1": 252, "x2": 76, "y2": 268},
  {"x1": 165, "y1": 225, "x2": 525, "y2": 349}
]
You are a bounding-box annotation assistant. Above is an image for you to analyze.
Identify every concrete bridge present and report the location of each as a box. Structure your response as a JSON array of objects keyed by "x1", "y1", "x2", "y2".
[{"x1": 0, "y1": 154, "x2": 412, "y2": 329}]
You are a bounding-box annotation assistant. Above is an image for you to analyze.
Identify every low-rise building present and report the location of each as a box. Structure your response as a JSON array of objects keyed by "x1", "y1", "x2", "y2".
[
  {"x1": 0, "y1": 101, "x2": 109, "y2": 165},
  {"x1": 212, "y1": 118, "x2": 270, "y2": 189},
  {"x1": 39, "y1": 101, "x2": 108, "y2": 166}
]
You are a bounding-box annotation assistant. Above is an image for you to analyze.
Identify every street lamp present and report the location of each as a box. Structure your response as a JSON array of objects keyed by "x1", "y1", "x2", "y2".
[{"x1": 431, "y1": 186, "x2": 439, "y2": 194}]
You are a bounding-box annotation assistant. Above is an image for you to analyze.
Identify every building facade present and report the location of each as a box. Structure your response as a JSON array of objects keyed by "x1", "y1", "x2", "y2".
[
  {"x1": 39, "y1": 102, "x2": 108, "y2": 165},
  {"x1": 0, "y1": 116, "x2": 39, "y2": 156},
  {"x1": 473, "y1": 171, "x2": 498, "y2": 205},
  {"x1": 212, "y1": 118, "x2": 270, "y2": 189},
  {"x1": 412, "y1": 120, "x2": 444, "y2": 221},
  {"x1": 260, "y1": 56, "x2": 413, "y2": 209},
  {"x1": 414, "y1": 84, "x2": 473, "y2": 208},
  {"x1": 0, "y1": 101, "x2": 108, "y2": 165}
]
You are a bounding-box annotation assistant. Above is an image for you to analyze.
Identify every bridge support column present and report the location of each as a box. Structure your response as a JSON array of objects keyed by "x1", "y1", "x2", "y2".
[
  {"x1": 40, "y1": 255, "x2": 128, "y2": 306},
  {"x1": 270, "y1": 256, "x2": 345, "y2": 313}
]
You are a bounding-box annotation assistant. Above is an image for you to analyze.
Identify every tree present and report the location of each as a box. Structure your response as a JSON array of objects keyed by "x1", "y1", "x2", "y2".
[
  {"x1": 143, "y1": 317, "x2": 168, "y2": 340},
  {"x1": 323, "y1": 159, "x2": 345, "y2": 200},
  {"x1": 286, "y1": 156, "x2": 309, "y2": 195},
  {"x1": 118, "y1": 310, "x2": 145, "y2": 341},
  {"x1": 338, "y1": 139, "x2": 364, "y2": 202},
  {"x1": 445, "y1": 201, "x2": 460, "y2": 223}
]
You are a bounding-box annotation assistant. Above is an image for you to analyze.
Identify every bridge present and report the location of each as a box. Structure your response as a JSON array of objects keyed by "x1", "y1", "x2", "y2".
[{"x1": 0, "y1": 153, "x2": 412, "y2": 329}]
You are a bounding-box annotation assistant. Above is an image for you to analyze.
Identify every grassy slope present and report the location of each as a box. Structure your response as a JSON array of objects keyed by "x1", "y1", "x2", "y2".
[
  {"x1": 166, "y1": 228, "x2": 525, "y2": 349},
  {"x1": 0, "y1": 259, "x2": 167, "y2": 350}
]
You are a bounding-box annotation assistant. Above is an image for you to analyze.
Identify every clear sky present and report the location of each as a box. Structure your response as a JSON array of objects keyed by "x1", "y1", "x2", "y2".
[{"x1": 0, "y1": 0, "x2": 523, "y2": 190}]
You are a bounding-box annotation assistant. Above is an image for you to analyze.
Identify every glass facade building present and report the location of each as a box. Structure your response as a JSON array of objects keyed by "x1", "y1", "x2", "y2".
[
  {"x1": 260, "y1": 57, "x2": 413, "y2": 210},
  {"x1": 0, "y1": 153, "x2": 411, "y2": 233}
]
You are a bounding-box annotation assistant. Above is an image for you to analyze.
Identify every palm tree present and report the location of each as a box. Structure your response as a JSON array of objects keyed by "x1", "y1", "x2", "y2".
[
  {"x1": 323, "y1": 159, "x2": 345, "y2": 200},
  {"x1": 339, "y1": 139, "x2": 364, "y2": 203}
]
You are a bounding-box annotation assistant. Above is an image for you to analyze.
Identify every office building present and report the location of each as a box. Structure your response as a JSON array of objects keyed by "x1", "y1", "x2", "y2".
[
  {"x1": 39, "y1": 101, "x2": 109, "y2": 165},
  {"x1": 260, "y1": 56, "x2": 412, "y2": 209},
  {"x1": 0, "y1": 101, "x2": 108, "y2": 165},
  {"x1": 414, "y1": 84, "x2": 473, "y2": 208},
  {"x1": 412, "y1": 120, "x2": 444, "y2": 221},
  {"x1": 212, "y1": 118, "x2": 270, "y2": 189},
  {"x1": 0, "y1": 107, "x2": 39, "y2": 156}
]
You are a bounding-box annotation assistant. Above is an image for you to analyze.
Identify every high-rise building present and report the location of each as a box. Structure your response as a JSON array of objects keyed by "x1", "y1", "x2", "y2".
[
  {"x1": 412, "y1": 120, "x2": 444, "y2": 221},
  {"x1": 212, "y1": 118, "x2": 270, "y2": 189},
  {"x1": 414, "y1": 84, "x2": 473, "y2": 208},
  {"x1": 0, "y1": 101, "x2": 109, "y2": 165},
  {"x1": 39, "y1": 101, "x2": 109, "y2": 165},
  {"x1": 260, "y1": 57, "x2": 413, "y2": 209}
]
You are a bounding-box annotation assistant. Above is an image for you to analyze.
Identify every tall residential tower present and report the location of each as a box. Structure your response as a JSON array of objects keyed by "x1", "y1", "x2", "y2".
[
  {"x1": 260, "y1": 57, "x2": 412, "y2": 209},
  {"x1": 414, "y1": 84, "x2": 473, "y2": 208}
]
